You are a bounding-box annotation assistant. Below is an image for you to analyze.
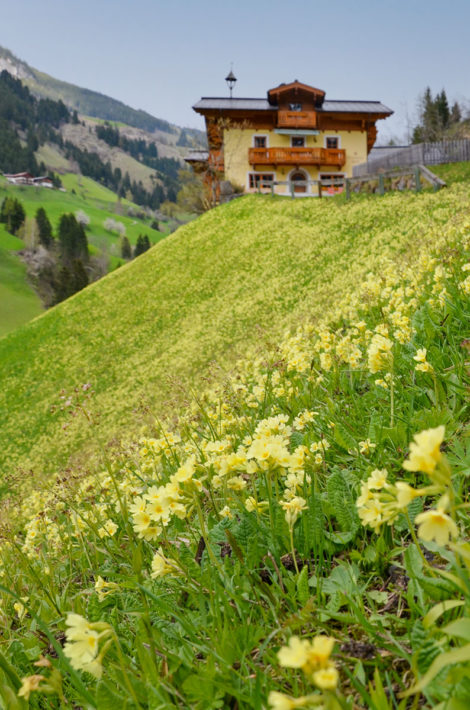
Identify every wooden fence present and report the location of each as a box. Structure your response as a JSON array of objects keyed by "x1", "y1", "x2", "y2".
[
  {"x1": 255, "y1": 165, "x2": 445, "y2": 199},
  {"x1": 353, "y1": 139, "x2": 470, "y2": 176}
]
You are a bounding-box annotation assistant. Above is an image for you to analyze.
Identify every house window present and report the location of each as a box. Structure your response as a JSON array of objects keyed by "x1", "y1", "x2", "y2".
[
  {"x1": 249, "y1": 173, "x2": 274, "y2": 190},
  {"x1": 253, "y1": 135, "x2": 267, "y2": 148},
  {"x1": 319, "y1": 173, "x2": 345, "y2": 194},
  {"x1": 289, "y1": 103, "x2": 302, "y2": 111},
  {"x1": 291, "y1": 136, "x2": 305, "y2": 147},
  {"x1": 325, "y1": 136, "x2": 340, "y2": 149}
]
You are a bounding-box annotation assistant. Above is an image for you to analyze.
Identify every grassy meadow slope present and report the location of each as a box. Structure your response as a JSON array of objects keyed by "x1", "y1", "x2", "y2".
[
  {"x1": 0, "y1": 175, "x2": 165, "y2": 254},
  {"x1": 1, "y1": 185, "x2": 468, "y2": 477},
  {"x1": 0, "y1": 229, "x2": 42, "y2": 337}
]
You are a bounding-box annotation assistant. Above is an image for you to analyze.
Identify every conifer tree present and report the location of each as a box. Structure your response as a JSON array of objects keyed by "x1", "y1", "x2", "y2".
[
  {"x1": 71, "y1": 259, "x2": 88, "y2": 293},
  {"x1": 58, "y1": 213, "x2": 89, "y2": 264},
  {"x1": 35, "y1": 207, "x2": 53, "y2": 248},
  {"x1": 121, "y1": 236, "x2": 132, "y2": 260},
  {"x1": 0, "y1": 196, "x2": 26, "y2": 235},
  {"x1": 450, "y1": 101, "x2": 462, "y2": 125},
  {"x1": 134, "y1": 234, "x2": 151, "y2": 257}
]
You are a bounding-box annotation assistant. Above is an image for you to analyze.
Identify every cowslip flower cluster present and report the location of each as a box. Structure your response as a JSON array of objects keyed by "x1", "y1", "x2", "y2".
[
  {"x1": 413, "y1": 348, "x2": 433, "y2": 373},
  {"x1": 357, "y1": 426, "x2": 459, "y2": 546},
  {"x1": 367, "y1": 333, "x2": 393, "y2": 374}
]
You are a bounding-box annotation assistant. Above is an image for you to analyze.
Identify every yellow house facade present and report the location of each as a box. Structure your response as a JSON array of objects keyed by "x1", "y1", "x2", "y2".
[{"x1": 187, "y1": 81, "x2": 393, "y2": 197}]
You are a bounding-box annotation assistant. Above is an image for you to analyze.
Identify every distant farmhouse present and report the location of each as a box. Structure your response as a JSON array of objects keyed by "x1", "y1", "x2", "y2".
[
  {"x1": 187, "y1": 78, "x2": 392, "y2": 197},
  {"x1": 3, "y1": 172, "x2": 54, "y2": 188}
]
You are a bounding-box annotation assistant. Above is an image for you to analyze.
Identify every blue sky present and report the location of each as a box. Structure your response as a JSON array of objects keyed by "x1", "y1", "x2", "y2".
[{"x1": 1, "y1": 0, "x2": 469, "y2": 143}]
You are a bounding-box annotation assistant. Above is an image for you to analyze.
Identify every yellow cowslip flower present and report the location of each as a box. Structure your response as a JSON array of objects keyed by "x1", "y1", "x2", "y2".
[
  {"x1": 226, "y1": 476, "x2": 247, "y2": 491},
  {"x1": 97, "y1": 520, "x2": 118, "y2": 538},
  {"x1": 303, "y1": 635, "x2": 335, "y2": 674},
  {"x1": 278, "y1": 635, "x2": 335, "y2": 675},
  {"x1": 17, "y1": 674, "x2": 45, "y2": 701},
  {"x1": 151, "y1": 548, "x2": 179, "y2": 579},
  {"x1": 367, "y1": 334, "x2": 393, "y2": 374},
  {"x1": 415, "y1": 497, "x2": 458, "y2": 546},
  {"x1": 367, "y1": 469, "x2": 388, "y2": 490},
  {"x1": 413, "y1": 348, "x2": 427, "y2": 363},
  {"x1": 356, "y1": 481, "x2": 373, "y2": 507},
  {"x1": 13, "y1": 598, "x2": 28, "y2": 621},
  {"x1": 219, "y1": 505, "x2": 233, "y2": 519},
  {"x1": 245, "y1": 497, "x2": 268, "y2": 513},
  {"x1": 403, "y1": 425, "x2": 445, "y2": 475},
  {"x1": 64, "y1": 613, "x2": 111, "y2": 678},
  {"x1": 172, "y1": 455, "x2": 196, "y2": 483},
  {"x1": 94, "y1": 576, "x2": 119, "y2": 602},
  {"x1": 359, "y1": 439, "x2": 376, "y2": 455},
  {"x1": 357, "y1": 497, "x2": 384, "y2": 532},
  {"x1": 268, "y1": 691, "x2": 310, "y2": 709},
  {"x1": 394, "y1": 482, "x2": 419, "y2": 509},
  {"x1": 312, "y1": 664, "x2": 339, "y2": 690},
  {"x1": 277, "y1": 636, "x2": 310, "y2": 668},
  {"x1": 413, "y1": 347, "x2": 433, "y2": 372},
  {"x1": 280, "y1": 496, "x2": 307, "y2": 528}
]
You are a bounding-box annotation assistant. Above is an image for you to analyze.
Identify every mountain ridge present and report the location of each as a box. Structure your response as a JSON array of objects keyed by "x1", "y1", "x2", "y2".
[{"x1": 0, "y1": 45, "x2": 203, "y2": 140}]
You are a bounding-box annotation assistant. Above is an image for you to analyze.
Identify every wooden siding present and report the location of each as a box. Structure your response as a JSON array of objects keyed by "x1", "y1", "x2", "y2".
[{"x1": 277, "y1": 110, "x2": 317, "y2": 129}]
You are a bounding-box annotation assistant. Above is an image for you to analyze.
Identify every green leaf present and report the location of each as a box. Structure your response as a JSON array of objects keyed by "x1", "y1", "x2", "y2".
[
  {"x1": 296, "y1": 565, "x2": 309, "y2": 605},
  {"x1": 326, "y1": 470, "x2": 359, "y2": 535},
  {"x1": 333, "y1": 424, "x2": 357, "y2": 452},
  {"x1": 96, "y1": 681, "x2": 127, "y2": 709},
  {"x1": 442, "y1": 618, "x2": 470, "y2": 642},
  {"x1": 423, "y1": 599, "x2": 465, "y2": 628},
  {"x1": 401, "y1": 643, "x2": 470, "y2": 697}
]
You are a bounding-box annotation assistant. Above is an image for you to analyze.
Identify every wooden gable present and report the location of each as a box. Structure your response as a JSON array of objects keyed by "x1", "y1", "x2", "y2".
[{"x1": 267, "y1": 81, "x2": 326, "y2": 110}]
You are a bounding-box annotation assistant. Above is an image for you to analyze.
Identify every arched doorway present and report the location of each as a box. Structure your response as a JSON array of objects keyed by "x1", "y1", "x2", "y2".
[{"x1": 289, "y1": 169, "x2": 308, "y2": 194}]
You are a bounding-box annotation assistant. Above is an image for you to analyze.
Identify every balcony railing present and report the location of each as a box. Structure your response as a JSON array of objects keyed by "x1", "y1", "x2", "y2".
[
  {"x1": 248, "y1": 147, "x2": 346, "y2": 167},
  {"x1": 277, "y1": 110, "x2": 317, "y2": 129}
]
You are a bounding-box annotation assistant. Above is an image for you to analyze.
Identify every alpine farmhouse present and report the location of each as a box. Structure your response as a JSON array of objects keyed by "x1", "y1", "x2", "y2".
[{"x1": 187, "y1": 80, "x2": 393, "y2": 196}]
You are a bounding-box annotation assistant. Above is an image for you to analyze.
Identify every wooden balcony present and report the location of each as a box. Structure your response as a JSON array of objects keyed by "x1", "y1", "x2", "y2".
[
  {"x1": 277, "y1": 110, "x2": 317, "y2": 129},
  {"x1": 248, "y1": 147, "x2": 346, "y2": 168}
]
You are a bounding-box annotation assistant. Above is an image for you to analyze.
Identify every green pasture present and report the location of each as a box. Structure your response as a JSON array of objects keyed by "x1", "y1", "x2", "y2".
[{"x1": 0, "y1": 174, "x2": 168, "y2": 334}]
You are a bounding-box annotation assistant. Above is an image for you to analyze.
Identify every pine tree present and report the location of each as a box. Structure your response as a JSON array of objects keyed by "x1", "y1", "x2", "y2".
[
  {"x1": 121, "y1": 236, "x2": 132, "y2": 260},
  {"x1": 58, "y1": 213, "x2": 89, "y2": 264},
  {"x1": 450, "y1": 101, "x2": 462, "y2": 125},
  {"x1": 134, "y1": 234, "x2": 151, "y2": 257},
  {"x1": 35, "y1": 207, "x2": 53, "y2": 248},
  {"x1": 54, "y1": 264, "x2": 73, "y2": 303},
  {"x1": 0, "y1": 197, "x2": 26, "y2": 235},
  {"x1": 71, "y1": 259, "x2": 88, "y2": 293},
  {"x1": 436, "y1": 90, "x2": 450, "y2": 130}
]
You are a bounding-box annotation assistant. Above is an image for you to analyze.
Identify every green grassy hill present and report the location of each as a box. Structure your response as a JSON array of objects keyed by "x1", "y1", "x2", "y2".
[
  {"x1": 0, "y1": 175, "x2": 167, "y2": 334},
  {"x1": 1, "y1": 179, "x2": 470, "y2": 709},
  {"x1": 1, "y1": 185, "x2": 468, "y2": 477}
]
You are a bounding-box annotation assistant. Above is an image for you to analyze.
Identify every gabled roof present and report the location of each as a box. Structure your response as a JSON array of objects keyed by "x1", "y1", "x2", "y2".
[
  {"x1": 267, "y1": 80, "x2": 325, "y2": 106},
  {"x1": 193, "y1": 97, "x2": 393, "y2": 115}
]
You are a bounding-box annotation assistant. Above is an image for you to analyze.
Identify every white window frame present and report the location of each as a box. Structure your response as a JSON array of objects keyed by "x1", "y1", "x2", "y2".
[
  {"x1": 247, "y1": 171, "x2": 275, "y2": 192},
  {"x1": 324, "y1": 135, "x2": 341, "y2": 149},
  {"x1": 252, "y1": 134, "x2": 269, "y2": 148},
  {"x1": 290, "y1": 135, "x2": 306, "y2": 148}
]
